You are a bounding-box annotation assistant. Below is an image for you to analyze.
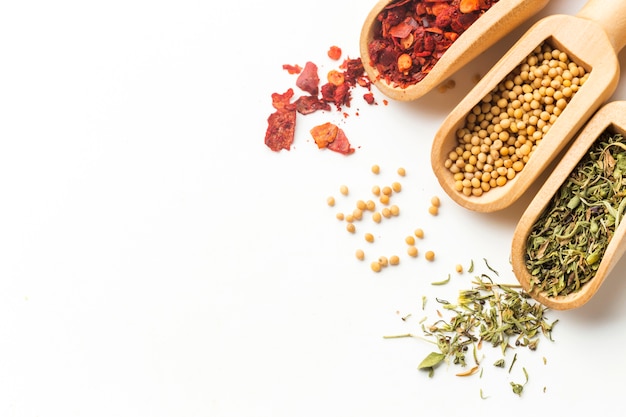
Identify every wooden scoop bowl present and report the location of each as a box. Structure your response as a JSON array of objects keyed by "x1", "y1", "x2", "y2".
[
  {"x1": 431, "y1": 0, "x2": 626, "y2": 212},
  {"x1": 511, "y1": 101, "x2": 626, "y2": 310},
  {"x1": 359, "y1": 0, "x2": 550, "y2": 101}
]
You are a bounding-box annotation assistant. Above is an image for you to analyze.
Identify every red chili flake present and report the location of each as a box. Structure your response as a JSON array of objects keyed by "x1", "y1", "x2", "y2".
[
  {"x1": 294, "y1": 95, "x2": 331, "y2": 115},
  {"x1": 327, "y1": 127, "x2": 355, "y2": 155},
  {"x1": 266, "y1": 50, "x2": 376, "y2": 154},
  {"x1": 282, "y1": 64, "x2": 302, "y2": 74},
  {"x1": 310, "y1": 122, "x2": 339, "y2": 149},
  {"x1": 265, "y1": 88, "x2": 297, "y2": 152},
  {"x1": 363, "y1": 92, "x2": 376, "y2": 105},
  {"x1": 367, "y1": 0, "x2": 499, "y2": 89},
  {"x1": 310, "y1": 122, "x2": 355, "y2": 155},
  {"x1": 327, "y1": 45, "x2": 342, "y2": 60},
  {"x1": 296, "y1": 61, "x2": 320, "y2": 96}
]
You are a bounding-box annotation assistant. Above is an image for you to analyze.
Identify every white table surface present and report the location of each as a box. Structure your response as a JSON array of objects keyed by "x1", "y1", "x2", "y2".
[{"x1": 1, "y1": 0, "x2": 625, "y2": 416}]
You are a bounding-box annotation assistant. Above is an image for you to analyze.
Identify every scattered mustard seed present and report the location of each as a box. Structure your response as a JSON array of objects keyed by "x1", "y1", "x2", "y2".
[
  {"x1": 356, "y1": 249, "x2": 365, "y2": 260},
  {"x1": 372, "y1": 212, "x2": 382, "y2": 223},
  {"x1": 397, "y1": 167, "x2": 406, "y2": 176},
  {"x1": 407, "y1": 246, "x2": 418, "y2": 257},
  {"x1": 371, "y1": 261, "x2": 382, "y2": 272},
  {"x1": 346, "y1": 223, "x2": 356, "y2": 233},
  {"x1": 340, "y1": 185, "x2": 349, "y2": 196},
  {"x1": 389, "y1": 255, "x2": 400, "y2": 265},
  {"x1": 327, "y1": 196, "x2": 335, "y2": 206},
  {"x1": 425, "y1": 251, "x2": 435, "y2": 261},
  {"x1": 405, "y1": 236, "x2": 415, "y2": 245},
  {"x1": 392, "y1": 182, "x2": 402, "y2": 193},
  {"x1": 378, "y1": 256, "x2": 389, "y2": 267},
  {"x1": 414, "y1": 228, "x2": 425, "y2": 239},
  {"x1": 336, "y1": 212, "x2": 345, "y2": 221},
  {"x1": 428, "y1": 205, "x2": 439, "y2": 216},
  {"x1": 371, "y1": 164, "x2": 380, "y2": 174},
  {"x1": 365, "y1": 233, "x2": 374, "y2": 243}
]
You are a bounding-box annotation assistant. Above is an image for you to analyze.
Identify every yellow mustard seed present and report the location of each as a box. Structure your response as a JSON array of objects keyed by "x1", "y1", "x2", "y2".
[
  {"x1": 356, "y1": 200, "x2": 366, "y2": 210},
  {"x1": 414, "y1": 228, "x2": 424, "y2": 239},
  {"x1": 380, "y1": 194, "x2": 390, "y2": 205},
  {"x1": 346, "y1": 223, "x2": 356, "y2": 233},
  {"x1": 371, "y1": 261, "x2": 382, "y2": 272},
  {"x1": 455, "y1": 264, "x2": 463, "y2": 273},
  {"x1": 336, "y1": 212, "x2": 345, "y2": 221},
  {"x1": 425, "y1": 251, "x2": 435, "y2": 261},
  {"x1": 428, "y1": 205, "x2": 439, "y2": 216},
  {"x1": 353, "y1": 208, "x2": 363, "y2": 221},
  {"x1": 371, "y1": 164, "x2": 380, "y2": 174},
  {"x1": 382, "y1": 186, "x2": 393, "y2": 196},
  {"x1": 365, "y1": 233, "x2": 374, "y2": 243},
  {"x1": 372, "y1": 212, "x2": 382, "y2": 223},
  {"x1": 390, "y1": 205, "x2": 400, "y2": 216},
  {"x1": 392, "y1": 182, "x2": 402, "y2": 193},
  {"x1": 389, "y1": 255, "x2": 400, "y2": 266},
  {"x1": 345, "y1": 214, "x2": 354, "y2": 223},
  {"x1": 356, "y1": 249, "x2": 365, "y2": 260},
  {"x1": 407, "y1": 246, "x2": 418, "y2": 257},
  {"x1": 372, "y1": 185, "x2": 381, "y2": 196},
  {"x1": 397, "y1": 167, "x2": 406, "y2": 176},
  {"x1": 340, "y1": 185, "x2": 349, "y2": 196},
  {"x1": 431, "y1": 196, "x2": 441, "y2": 207},
  {"x1": 366, "y1": 200, "x2": 376, "y2": 211},
  {"x1": 405, "y1": 236, "x2": 415, "y2": 245},
  {"x1": 327, "y1": 196, "x2": 335, "y2": 206},
  {"x1": 378, "y1": 256, "x2": 389, "y2": 267},
  {"x1": 382, "y1": 207, "x2": 392, "y2": 218}
]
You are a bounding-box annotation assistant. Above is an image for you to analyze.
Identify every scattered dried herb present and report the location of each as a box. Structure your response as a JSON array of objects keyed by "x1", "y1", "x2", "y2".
[
  {"x1": 525, "y1": 131, "x2": 626, "y2": 297},
  {"x1": 387, "y1": 259, "x2": 556, "y2": 396},
  {"x1": 367, "y1": 0, "x2": 499, "y2": 88}
]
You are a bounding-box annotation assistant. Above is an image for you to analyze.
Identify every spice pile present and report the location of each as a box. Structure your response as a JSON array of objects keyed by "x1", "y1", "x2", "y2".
[
  {"x1": 265, "y1": 46, "x2": 384, "y2": 154},
  {"x1": 326, "y1": 164, "x2": 441, "y2": 272},
  {"x1": 387, "y1": 260, "x2": 557, "y2": 397},
  {"x1": 525, "y1": 131, "x2": 626, "y2": 297},
  {"x1": 367, "y1": 0, "x2": 499, "y2": 88},
  {"x1": 443, "y1": 41, "x2": 590, "y2": 197}
]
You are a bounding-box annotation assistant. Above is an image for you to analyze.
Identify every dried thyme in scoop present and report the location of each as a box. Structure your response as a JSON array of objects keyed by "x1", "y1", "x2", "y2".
[{"x1": 525, "y1": 132, "x2": 626, "y2": 297}]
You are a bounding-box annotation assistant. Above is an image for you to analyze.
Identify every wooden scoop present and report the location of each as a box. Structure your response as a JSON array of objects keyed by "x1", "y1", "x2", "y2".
[
  {"x1": 359, "y1": 0, "x2": 549, "y2": 101},
  {"x1": 431, "y1": 0, "x2": 626, "y2": 212},
  {"x1": 511, "y1": 101, "x2": 626, "y2": 310}
]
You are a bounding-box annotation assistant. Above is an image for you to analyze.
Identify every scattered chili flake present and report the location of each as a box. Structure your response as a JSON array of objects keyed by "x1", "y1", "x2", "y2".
[
  {"x1": 327, "y1": 127, "x2": 355, "y2": 155},
  {"x1": 310, "y1": 122, "x2": 339, "y2": 149},
  {"x1": 310, "y1": 122, "x2": 355, "y2": 155},
  {"x1": 296, "y1": 61, "x2": 321, "y2": 96},
  {"x1": 265, "y1": 47, "x2": 377, "y2": 153},
  {"x1": 264, "y1": 88, "x2": 297, "y2": 152},
  {"x1": 367, "y1": 0, "x2": 499, "y2": 88},
  {"x1": 282, "y1": 64, "x2": 302, "y2": 74},
  {"x1": 328, "y1": 45, "x2": 342, "y2": 60}
]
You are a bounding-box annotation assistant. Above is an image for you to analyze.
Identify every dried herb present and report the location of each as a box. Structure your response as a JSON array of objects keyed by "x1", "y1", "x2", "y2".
[
  {"x1": 510, "y1": 367, "x2": 529, "y2": 396},
  {"x1": 367, "y1": 0, "x2": 499, "y2": 88},
  {"x1": 525, "y1": 132, "x2": 626, "y2": 297}
]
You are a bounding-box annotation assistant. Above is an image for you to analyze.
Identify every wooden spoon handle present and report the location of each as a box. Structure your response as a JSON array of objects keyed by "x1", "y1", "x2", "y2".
[{"x1": 576, "y1": 0, "x2": 626, "y2": 52}]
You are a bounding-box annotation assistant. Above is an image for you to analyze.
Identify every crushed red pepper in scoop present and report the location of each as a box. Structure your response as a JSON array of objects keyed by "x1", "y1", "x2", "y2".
[
  {"x1": 367, "y1": 0, "x2": 499, "y2": 89},
  {"x1": 265, "y1": 46, "x2": 379, "y2": 154}
]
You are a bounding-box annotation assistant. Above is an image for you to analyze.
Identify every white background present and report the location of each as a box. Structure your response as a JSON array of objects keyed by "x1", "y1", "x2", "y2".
[{"x1": 1, "y1": 0, "x2": 625, "y2": 416}]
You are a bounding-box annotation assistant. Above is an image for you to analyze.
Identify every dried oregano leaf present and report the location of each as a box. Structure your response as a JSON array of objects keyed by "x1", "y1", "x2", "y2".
[{"x1": 418, "y1": 352, "x2": 445, "y2": 370}]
